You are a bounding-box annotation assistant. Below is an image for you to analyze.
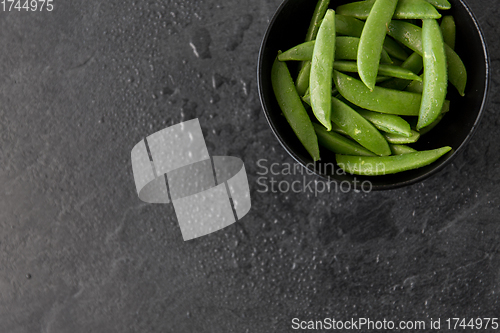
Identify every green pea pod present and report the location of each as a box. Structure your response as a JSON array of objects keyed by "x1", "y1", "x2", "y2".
[
  {"x1": 405, "y1": 78, "x2": 423, "y2": 93},
  {"x1": 278, "y1": 37, "x2": 392, "y2": 63},
  {"x1": 295, "y1": 61, "x2": 311, "y2": 96},
  {"x1": 356, "y1": 109, "x2": 412, "y2": 137},
  {"x1": 271, "y1": 55, "x2": 320, "y2": 161},
  {"x1": 387, "y1": 20, "x2": 467, "y2": 96},
  {"x1": 310, "y1": 9, "x2": 336, "y2": 130},
  {"x1": 305, "y1": 0, "x2": 331, "y2": 42},
  {"x1": 336, "y1": 14, "x2": 408, "y2": 61},
  {"x1": 330, "y1": 122, "x2": 349, "y2": 136},
  {"x1": 278, "y1": 41, "x2": 315, "y2": 61},
  {"x1": 387, "y1": 20, "x2": 423, "y2": 53},
  {"x1": 382, "y1": 36, "x2": 409, "y2": 61},
  {"x1": 440, "y1": 15, "x2": 456, "y2": 49},
  {"x1": 313, "y1": 123, "x2": 377, "y2": 156},
  {"x1": 390, "y1": 144, "x2": 417, "y2": 155},
  {"x1": 336, "y1": 146, "x2": 452, "y2": 175},
  {"x1": 383, "y1": 130, "x2": 420, "y2": 144},
  {"x1": 295, "y1": 0, "x2": 330, "y2": 97},
  {"x1": 444, "y1": 43, "x2": 466, "y2": 96},
  {"x1": 418, "y1": 113, "x2": 445, "y2": 135},
  {"x1": 333, "y1": 70, "x2": 422, "y2": 115},
  {"x1": 376, "y1": 76, "x2": 392, "y2": 83},
  {"x1": 418, "y1": 19, "x2": 448, "y2": 129},
  {"x1": 423, "y1": 0, "x2": 451, "y2": 10},
  {"x1": 332, "y1": 61, "x2": 422, "y2": 81},
  {"x1": 379, "y1": 52, "x2": 423, "y2": 90},
  {"x1": 330, "y1": 97, "x2": 391, "y2": 156},
  {"x1": 337, "y1": 0, "x2": 441, "y2": 20},
  {"x1": 337, "y1": 37, "x2": 393, "y2": 63},
  {"x1": 336, "y1": 14, "x2": 365, "y2": 37},
  {"x1": 358, "y1": 0, "x2": 398, "y2": 90}
]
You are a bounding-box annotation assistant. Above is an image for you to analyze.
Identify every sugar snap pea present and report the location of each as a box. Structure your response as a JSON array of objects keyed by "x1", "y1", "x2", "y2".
[
  {"x1": 336, "y1": 146, "x2": 452, "y2": 175},
  {"x1": 278, "y1": 37, "x2": 392, "y2": 63},
  {"x1": 383, "y1": 130, "x2": 420, "y2": 144},
  {"x1": 405, "y1": 78, "x2": 423, "y2": 93},
  {"x1": 423, "y1": 0, "x2": 451, "y2": 10},
  {"x1": 310, "y1": 9, "x2": 336, "y2": 130},
  {"x1": 295, "y1": 62, "x2": 311, "y2": 96},
  {"x1": 376, "y1": 76, "x2": 392, "y2": 83},
  {"x1": 356, "y1": 109, "x2": 412, "y2": 137},
  {"x1": 418, "y1": 19, "x2": 448, "y2": 129},
  {"x1": 305, "y1": 94, "x2": 391, "y2": 155},
  {"x1": 337, "y1": 0, "x2": 441, "y2": 20},
  {"x1": 278, "y1": 41, "x2": 315, "y2": 61},
  {"x1": 336, "y1": 14, "x2": 409, "y2": 61},
  {"x1": 332, "y1": 61, "x2": 422, "y2": 81},
  {"x1": 336, "y1": 37, "x2": 393, "y2": 63},
  {"x1": 330, "y1": 122, "x2": 349, "y2": 136},
  {"x1": 357, "y1": 0, "x2": 398, "y2": 90},
  {"x1": 387, "y1": 20, "x2": 467, "y2": 96},
  {"x1": 271, "y1": 55, "x2": 320, "y2": 161},
  {"x1": 330, "y1": 97, "x2": 391, "y2": 156},
  {"x1": 390, "y1": 144, "x2": 417, "y2": 155},
  {"x1": 333, "y1": 70, "x2": 422, "y2": 116},
  {"x1": 336, "y1": 14, "x2": 365, "y2": 37},
  {"x1": 418, "y1": 113, "x2": 445, "y2": 134},
  {"x1": 444, "y1": 43, "x2": 467, "y2": 96},
  {"x1": 440, "y1": 15, "x2": 456, "y2": 49},
  {"x1": 313, "y1": 123, "x2": 377, "y2": 156},
  {"x1": 379, "y1": 52, "x2": 423, "y2": 90},
  {"x1": 295, "y1": 0, "x2": 330, "y2": 98},
  {"x1": 305, "y1": 0, "x2": 331, "y2": 42},
  {"x1": 382, "y1": 36, "x2": 409, "y2": 61}
]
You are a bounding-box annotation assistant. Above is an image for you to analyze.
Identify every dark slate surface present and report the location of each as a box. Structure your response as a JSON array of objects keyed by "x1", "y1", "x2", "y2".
[{"x1": 0, "y1": 0, "x2": 499, "y2": 332}]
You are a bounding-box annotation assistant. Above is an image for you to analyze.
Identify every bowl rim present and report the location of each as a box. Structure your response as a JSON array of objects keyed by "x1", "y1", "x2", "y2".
[{"x1": 257, "y1": 0, "x2": 490, "y2": 191}]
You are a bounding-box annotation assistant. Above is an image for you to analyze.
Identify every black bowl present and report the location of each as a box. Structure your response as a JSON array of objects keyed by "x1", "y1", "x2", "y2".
[{"x1": 257, "y1": 0, "x2": 489, "y2": 190}]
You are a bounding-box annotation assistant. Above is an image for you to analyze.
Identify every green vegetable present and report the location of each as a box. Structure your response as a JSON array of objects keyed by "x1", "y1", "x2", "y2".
[
  {"x1": 390, "y1": 144, "x2": 417, "y2": 155},
  {"x1": 440, "y1": 15, "x2": 456, "y2": 49},
  {"x1": 330, "y1": 97, "x2": 391, "y2": 156},
  {"x1": 387, "y1": 20, "x2": 467, "y2": 96},
  {"x1": 379, "y1": 52, "x2": 423, "y2": 90},
  {"x1": 333, "y1": 70, "x2": 422, "y2": 115},
  {"x1": 268, "y1": 0, "x2": 466, "y2": 176},
  {"x1": 356, "y1": 109, "x2": 412, "y2": 137},
  {"x1": 418, "y1": 113, "x2": 445, "y2": 134},
  {"x1": 271, "y1": 55, "x2": 320, "y2": 161},
  {"x1": 295, "y1": 0, "x2": 330, "y2": 97},
  {"x1": 423, "y1": 0, "x2": 451, "y2": 10},
  {"x1": 418, "y1": 19, "x2": 448, "y2": 129},
  {"x1": 314, "y1": 123, "x2": 377, "y2": 156},
  {"x1": 337, "y1": 0, "x2": 441, "y2": 20},
  {"x1": 336, "y1": 146, "x2": 452, "y2": 175},
  {"x1": 382, "y1": 36, "x2": 409, "y2": 61},
  {"x1": 357, "y1": 0, "x2": 398, "y2": 90},
  {"x1": 383, "y1": 130, "x2": 421, "y2": 144},
  {"x1": 310, "y1": 9, "x2": 336, "y2": 130},
  {"x1": 305, "y1": 0, "x2": 331, "y2": 42},
  {"x1": 405, "y1": 78, "x2": 423, "y2": 93},
  {"x1": 295, "y1": 62, "x2": 311, "y2": 96},
  {"x1": 336, "y1": 14, "x2": 408, "y2": 61},
  {"x1": 278, "y1": 37, "x2": 392, "y2": 63},
  {"x1": 332, "y1": 61, "x2": 422, "y2": 81}
]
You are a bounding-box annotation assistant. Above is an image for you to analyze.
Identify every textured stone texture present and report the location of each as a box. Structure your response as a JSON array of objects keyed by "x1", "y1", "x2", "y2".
[{"x1": 0, "y1": 0, "x2": 499, "y2": 332}]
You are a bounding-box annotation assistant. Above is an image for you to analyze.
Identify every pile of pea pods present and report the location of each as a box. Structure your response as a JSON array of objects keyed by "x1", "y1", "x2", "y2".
[{"x1": 271, "y1": 0, "x2": 467, "y2": 176}]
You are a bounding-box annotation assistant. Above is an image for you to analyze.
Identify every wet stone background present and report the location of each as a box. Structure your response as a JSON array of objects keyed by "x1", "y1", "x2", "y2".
[{"x1": 0, "y1": 0, "x2": 499, "y2": 332}]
